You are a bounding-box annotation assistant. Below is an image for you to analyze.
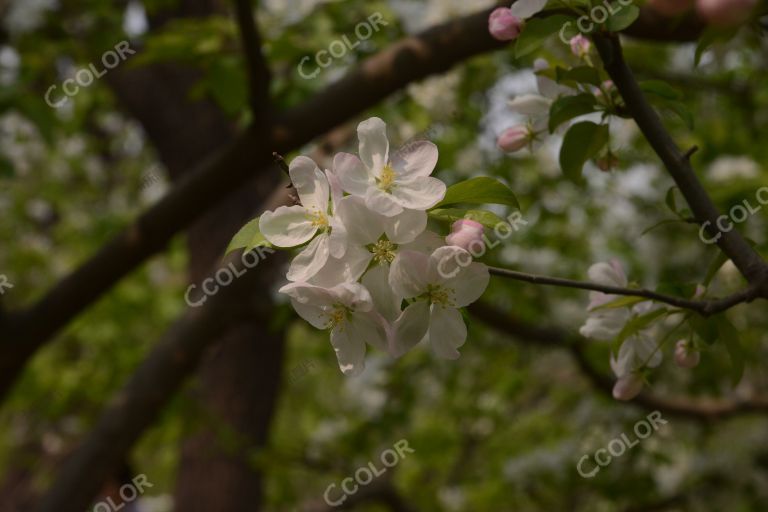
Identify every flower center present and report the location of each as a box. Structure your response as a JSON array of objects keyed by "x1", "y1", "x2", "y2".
[
  {"x1": 326, "y1": 305, "x2": 348, "y2": 329},
  {"x1": 377, "y1": 164, "x2": 397, "y2": 192},
  {"x1": 369, "y1": 239, "x2": 397, "y2": 265},
  {"x1": 307, "y1": 208, "x2": 329, "y2": 229},
  {"x1": 426, "y1": 284, "x2": 454, "y2": 307}
]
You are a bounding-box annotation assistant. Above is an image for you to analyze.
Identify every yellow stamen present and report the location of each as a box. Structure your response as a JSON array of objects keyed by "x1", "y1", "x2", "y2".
[
  {"x1": 307, "y1": 208, "x2": 329, "y2": 229},
  {"x1": 377, "y1": 164, "x2": 397, "y2": 192},
  {"x1": 426, "y1": 284, "x2": 454, "y2": 307},
  {"x1": 327, "y1": 307, "x2": 347, "y2": 329},
  {"x1": 370, "y1": 239, "x2": 397, "y2": 264}
]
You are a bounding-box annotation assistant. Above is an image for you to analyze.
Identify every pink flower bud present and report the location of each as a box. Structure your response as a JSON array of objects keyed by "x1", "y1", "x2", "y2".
[
  {"x1": 697, "y1": 0, "x2": 757, "y2": 26},
  {"x1": 647, "y1": 0, "x2": 694, "y2": 16},
  {"x1": 674, "y1": 339, "x2": 700, "y2": 368},
  {"x1": 497, "y1": 126, "x2": 529, "y2": 153},
  {"x1": 488, "y1": 8, "x2": 523, "y2": 41},
  {"x1": 612, "y1": 374, "x2": 644, "y2": 401},
  {"x1": 569, "y1": 35, "x2": 591, "y2": 58},
  {"x1": 446, "y1": 219, "x2": 485, "y2": 253}
]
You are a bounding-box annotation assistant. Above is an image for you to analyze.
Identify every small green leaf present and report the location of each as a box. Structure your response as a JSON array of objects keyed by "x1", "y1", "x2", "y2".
[
  {"x1": 226, "y1": 217, "x2": 271, "y2": 255},
  {"x1": 590, "y1": 295, "x2": 647, "y2": 311},
  {"x1": 548, "y1": 93, "x2": 597, "y2": 133},
  {"x1": 428, "y1": 208, "x2": 506, "y2": 229},
  {"x1": 640, "y1": 80, "x2": 682, "y2": 100},
  {"x1": 716, "y1": 316, "x2": 744, "y2": 386},
  {"x1": 559, "y1": 122, "x2": 609, "y2": 182},
  {"x1": 555, "y1": 66, "x2": 602, "y2": 87},
  {"x1": 689, "y1": 314, "x2": 718, "y2": 345},
  {"x1": 435, "y1": 177, "x2": 519, "y2": 210},
  {"x1": 664, "y1": 101, "x2": 694, "y2": 130},
  {"x1": 515, "y1": 15, "x2": 575, "y2": 59},
  {"x1": 613, "y1": 308, "x2": 667, "y2": 352},
  {"x1": 607, "y1": 5, "x2": 640, "y2": 32}
]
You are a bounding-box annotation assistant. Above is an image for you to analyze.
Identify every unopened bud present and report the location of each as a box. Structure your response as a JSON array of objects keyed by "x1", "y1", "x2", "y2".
[
  {"x1": 497, "y1": 126, "x2": 529, "y2": 153},
  {"x1": 446, "y1": 219, "x2": 484, "y2": 252},
  {"x1": 612, "y1": 373, "x2": 644, "y2": 401},
  {"x1": 488, "y1": 8, "x2": 523, "y2": 41},
  {"x1": 674, "y1": 339, "x2": 700, "y2": 368}
]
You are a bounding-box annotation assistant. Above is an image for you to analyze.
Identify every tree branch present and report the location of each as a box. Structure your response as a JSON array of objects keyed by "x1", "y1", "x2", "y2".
[
  {"x1": 233, "y1": 0, "x2": 271, "y2": 114},
  {"x1": 592, "y1": 34, "x2": 768, "y2": 290},
  {"x1": 488, "y1": 266, "x2": 761, "y2": 316}
]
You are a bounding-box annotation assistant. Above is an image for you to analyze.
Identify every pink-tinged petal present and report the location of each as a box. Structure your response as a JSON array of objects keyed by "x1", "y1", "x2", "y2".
[
  {"x1": 333, "y1": 152, "x2": 372, "y2": 197},
  {"x1": 357, "y1": 117, "x2": 389, "y2": 176},
  {"x1": 383, "y1": 208, "x2": 427, "y2": 244},
  {"x1": 325, "y1": 169, "x2": 344, "y2": 211},
  {"x1": 612, "y1": 374, "x2": 643, "y2": 401},
  {"x1": 510, "y1": 0, "x2": 548, "y2": 18},
  {"x1": 286, "y1": 234, "x2": 330, "y2": 282},
  {"x1": 391, "y1": 301, "x2": 430, "y2": 357},
  {"x1": 259, "y1": 205, "x2": 316, "y2": 247},
  {"x1": 391, "y1": 140, "x2": 438, "y2": 179},
  {"x1": 365, "y1": 187, "x2": 404, "y2": 217},
  {"x1": 389, "y1": 250, "x2": 431, "y2": 299},
  {"x1": 328, "y1": 216, "x2": 347, "y2": 258},
  {"x1": 336, "y1": 195, "x2": 384, "y2": 245},
  {"x1": 390, "y1": 176, "x2": 446, "y2": 210},
  {"x1": 330, "y1": 326, "x2": 366, "y2": 376},
  {"x1": 587, "y1": 260, "x2": 627, "y2": 287},
  {"x1": 427, "y1": 305, "x2": 466, "y2": 359},
  {"x1": 310, "y1": 244, "x2": 373, "y2": 288},
  {"x1": 349, "y1": 311, "x2": 389, "y2": 352},
  {"x1": 289, "y1": 156, "x2": 329, "y2": 214},
  {"x1": 362, "y1": 264, "x2": 402, "y2": 323}
]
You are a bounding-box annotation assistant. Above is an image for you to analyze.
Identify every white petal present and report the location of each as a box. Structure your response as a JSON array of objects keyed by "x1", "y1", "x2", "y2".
[
  {"x1": 310, "y1": 244, "x2": 373, "y2": 288},
  {"x1": 401, "y1": 230, "x2": 445, "y2": 255},
  {"x1": 427, "y1": 305, "x2": 466, "y2": 359},
  {"x1": 325, "y1": 169, "x2": 344, "y2": 212},
  {"x1": 333, "y1": 282, "x2": 374, "y2": 311},
  {"x1": 333, "y1": 152, "x2": 372, "y2": 197},
  {"x1": 383, "y1": 208, "x2": 427, "y2": 244},
  {"x1": 336, "y1": 195, "x2": 384, "y2": 245},
  {"x1": 289, "y1": 298, "x2": 330, "y2": 329},
  {"x1": 289, "y1": 156, "x2": 329, "y2": 214},
  {"x1": 358, "y1": 117, "x2": 389, "y2": 176},
  {"x1": 442, "y1": 265, "x2": 490, "y2": 308},
  {"x1": 328, "y1": 216, "x2": 347, "y2": 258},
  {"x1": 362, "y1": 264, "x2": 402, "y2": 322},
  {"x1": 580, "y1": 308, "x2": 629, "y2": 341},
  {"x1": 286, "y1": 234, "x2": 330, "y2": 282},
  {"x1": 391, "y1": 301, "x2": 430, "y2": 357},
  {"x1": 390, "y1": 176, "x2": 446, "y2": 210},
  {"x1": 259, "y1": 205, "x2": 316, "y2": 247},
  {"x1": 507, "y1": 94, "x2": 551, "y2": 117},
  {"x1": 588, "y1": 260, "x2": 627, "y2": 287},
  {"x1": 391, "y1": 140, "x2": 438, "y2": 179},
  {"x1": 365, "y1": 187, "x2": 404, "y2": 217},
  {"x1": 510, "y1": 0, "x2": 548, "y2": 19},
  {"x1": 330, "y1": 326, "x2": 366, "y2": 376},
  {"x1": 348, "y1": 311, "x2": 389, "y2": 352},
  {"x1": 428, "y1": 245, "x2": 469, "y2": 283},
  {"x1": 389, "y1": 250, "x2": 431, "y2": 299}
]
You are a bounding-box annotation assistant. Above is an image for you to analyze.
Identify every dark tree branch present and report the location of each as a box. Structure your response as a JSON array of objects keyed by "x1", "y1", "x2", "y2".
[
  {"x1": 488, "y1": 266, "x2": 761, "y2": 316},
  {"x1": 592, "y1": 34, "x2": 768, "y2": 291},
  {"x1": 468, "y1": 302, "x2": 768, "y2": 420},
  {"x1": 233, "y1": 0, "x2": 271, "y2": 115}
]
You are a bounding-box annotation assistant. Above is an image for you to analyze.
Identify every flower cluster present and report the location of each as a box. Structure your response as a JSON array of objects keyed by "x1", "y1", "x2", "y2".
[{"x1": 259, "y1": 118, "x2": 490, "y2": 376}]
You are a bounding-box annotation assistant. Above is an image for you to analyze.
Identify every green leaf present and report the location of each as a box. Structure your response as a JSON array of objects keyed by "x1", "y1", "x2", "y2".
[
  {"x1": 548, "y1": 93, "x2": 597, "y2": 133},
  {"x1": 226, "y1": 217, "x2": 271, "y2": 255},
  {"x1": 206, "y1": 58, "x2": 248, "y2": 116},
  {"x1": 555, "y1": 66, "x2": 602, "y2": 87},
  {"x1": 640, "y1": 80, "x2": 682, "y2": 100},
  {"x1": 515, "y1": 15, "x2": 574, "y2": 59},
  {"x1": 613, "y1": 308, "x2": 667, "y2": 353},
  {"x1": 703, "y1": 251, "x2": 729, "y2": 286},
  {"x1": 435, "y1": 177, "x2": 519, "y2": 210},
  {"x1": 716, "y1": 316, "x2": 744, "y2": 385},
  {"x1": 559, "y1": 122, "x2": 609, "y2": 182},
  {"x1": 428, "y1": 208, "x2": 506, "y2": 229},
  {"x1": 689, "y1": 314, "x2": 718, "y2": 345},
  {"x1": 664, "y1": 101, "x2": 695, "y2": 130},
  {"x1": 590, "y1": 295, "x2": 647, "y2": 311},
  {"x1": 607, "y1": 5, "x2": 640, "y2": 32}
]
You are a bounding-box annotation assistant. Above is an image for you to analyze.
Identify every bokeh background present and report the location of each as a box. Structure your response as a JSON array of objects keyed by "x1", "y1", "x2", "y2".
[{"x1": 1, "y1": 0, "x2": 767, "y2": 510}]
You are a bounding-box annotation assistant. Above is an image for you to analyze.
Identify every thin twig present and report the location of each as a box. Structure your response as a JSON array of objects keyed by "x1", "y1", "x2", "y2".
[
  {"x1": 488, "y1": 266, "x2": 759, "y2": 316},
  {"x1": 233, "y1": 0, "x2": 271, "y2": 115}
]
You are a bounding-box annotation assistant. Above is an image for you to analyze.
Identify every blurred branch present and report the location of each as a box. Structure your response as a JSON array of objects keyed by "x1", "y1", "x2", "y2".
[
  {"x1": 232, "y1": 0, "x2": 271, "y2": 115},
  {"x1": 593, "y1": 34, "x2": 768, "y2": 294},
  {"x1": 468, "y1": 302, "x2": 768, "y2": 420},
  {"x1": 488, "y1": 266, "x2": 760, "y2": 316}
]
